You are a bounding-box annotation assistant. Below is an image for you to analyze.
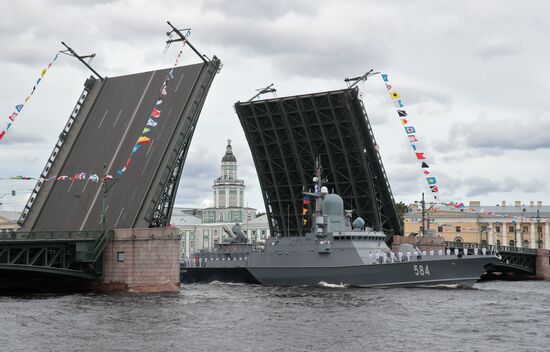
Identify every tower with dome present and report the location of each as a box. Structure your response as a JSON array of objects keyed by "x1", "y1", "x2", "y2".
[{"x1": 202, "y1": 139, "x2": 256, "y2": 223}]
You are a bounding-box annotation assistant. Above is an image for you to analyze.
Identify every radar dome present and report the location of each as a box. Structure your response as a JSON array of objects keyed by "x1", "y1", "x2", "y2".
[
  {"x1": 320, "y1": 186, "x2": 329, "y2": 194},
  {"x1": 322, "y1": 193, "x2": 344, "y2": 215},
  {"x1": 352, "y1": 217, "x2": 365, "y2": 230}
]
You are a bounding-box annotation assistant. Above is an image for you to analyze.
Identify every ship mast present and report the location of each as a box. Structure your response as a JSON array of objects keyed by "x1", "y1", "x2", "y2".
[{"x1": 302, "y1": 157, "x2": 326, "y2": 235}]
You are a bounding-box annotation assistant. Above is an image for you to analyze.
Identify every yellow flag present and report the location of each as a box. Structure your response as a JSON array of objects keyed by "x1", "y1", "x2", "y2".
[
  {"x1": 41, "y1": 68, "x2": 47, "y2": 77},
  {"x1": 136, "y1": 136, "x2": 151, "y2": 145},
  {"x1": 390, "y1": 91, "x2": 400, "y2": 100}
]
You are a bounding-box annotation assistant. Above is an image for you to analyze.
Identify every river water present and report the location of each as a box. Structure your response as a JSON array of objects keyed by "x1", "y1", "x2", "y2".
[{"x1": 1, "y1": 280, "x2": 549, "y2": 351}]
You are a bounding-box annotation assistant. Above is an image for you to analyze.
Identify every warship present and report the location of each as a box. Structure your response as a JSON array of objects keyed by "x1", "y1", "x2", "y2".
[{"x1": 181, "y1": 164, "x2": 498, "y2": 287}]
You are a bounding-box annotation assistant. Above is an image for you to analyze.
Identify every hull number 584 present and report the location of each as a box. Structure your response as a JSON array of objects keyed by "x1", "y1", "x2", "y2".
[{"x1": 413, "y1": 265, "x2": 430, "y2": 276}]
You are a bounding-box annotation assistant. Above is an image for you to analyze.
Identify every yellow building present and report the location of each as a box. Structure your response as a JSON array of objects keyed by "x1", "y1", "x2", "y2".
[{"x1": 403, "y1": 201, "x2": 550, "y2": 249}]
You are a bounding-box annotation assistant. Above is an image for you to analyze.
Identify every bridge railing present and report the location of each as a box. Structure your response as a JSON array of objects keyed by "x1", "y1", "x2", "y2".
[
  {"x1": 444, "y1": 241, "x2": 537, "y2": 255},
  {"x1": 0, "y1": 230, "x2": 102, "y2": 242}
]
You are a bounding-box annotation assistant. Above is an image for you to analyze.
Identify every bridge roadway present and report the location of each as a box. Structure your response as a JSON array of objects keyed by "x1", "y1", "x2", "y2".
[{"x1": 28, "y1": 63, "x2": 204, "y2": 231}]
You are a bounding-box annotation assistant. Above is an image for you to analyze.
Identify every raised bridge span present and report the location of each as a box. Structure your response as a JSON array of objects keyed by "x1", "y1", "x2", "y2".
[{"x1": 0, "y1": 56, "x2": 220, "y2": 284}]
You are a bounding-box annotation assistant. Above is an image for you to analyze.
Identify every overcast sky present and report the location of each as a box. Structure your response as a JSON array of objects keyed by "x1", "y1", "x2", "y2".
[{"x1": 0, "y1": 0, "x2": 548, "y2": 213}]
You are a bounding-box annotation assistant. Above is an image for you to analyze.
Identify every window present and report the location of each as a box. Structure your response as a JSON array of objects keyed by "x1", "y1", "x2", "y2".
[
  {"x1": 455, "y1": 226, "x2": 461, "y2": 233},
  {"x1": 522, "y1": 226, "x2": 529, "y2": 234},
  {"x1": 437, "y1": 226, "x2": 443, "y2": 233},
  {"x1": 509, "y1": 240, "x2": 516, "y2": 247},
  {"x1": 116, "y1": 251, "x2": 125, "y2": 262},
  {"x1": 522, "y1": 240, "x2": 529, "y2": 248},
  {"x1": 509, "y1": 226, "x2": 515, "y2": 233},
  {"x1": 495, "y1": 226, "x2": 501, "y2": 233}
]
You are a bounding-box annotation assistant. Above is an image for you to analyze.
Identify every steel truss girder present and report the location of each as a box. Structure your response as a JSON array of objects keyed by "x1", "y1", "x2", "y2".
[
  {"x1": 235, "y1": 88, "x2": 403, "y2": 239},
  {"x1": 0, "y1": 244, "x2": 70, "y2": 270},
  {"x1": 499, "y1": 252, "x2": 536, "y2": 273}
]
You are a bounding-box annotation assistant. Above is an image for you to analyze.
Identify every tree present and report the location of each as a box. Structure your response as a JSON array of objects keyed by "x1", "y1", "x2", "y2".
[{"x1": 394, "y1": 201, "x2": 409, "y2": 221}]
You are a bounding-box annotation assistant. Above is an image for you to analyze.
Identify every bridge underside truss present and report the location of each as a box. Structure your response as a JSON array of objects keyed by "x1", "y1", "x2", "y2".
[{"x1": 235, "y1": 88, "x2": 402, "y2": 239}]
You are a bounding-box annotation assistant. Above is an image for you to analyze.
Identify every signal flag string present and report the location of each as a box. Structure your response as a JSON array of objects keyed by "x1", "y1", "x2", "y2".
[
  {"x1": 381, "y1": 73, "x2": 439, "y2": 200},
  {"x1": 0, "y1": 52, "x2": 60, "y2": 142},
  {"x1": 116, "y1": 37, "x2": 189, "y2": 176}
]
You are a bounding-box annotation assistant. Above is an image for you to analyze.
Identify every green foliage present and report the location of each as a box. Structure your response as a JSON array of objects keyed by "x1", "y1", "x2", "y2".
[{"x1": 394, "y1": 201, "x2": 409, "y2": 221}]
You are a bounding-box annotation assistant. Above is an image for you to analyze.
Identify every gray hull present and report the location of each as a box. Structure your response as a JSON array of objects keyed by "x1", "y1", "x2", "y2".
[{"x1": 247, "y1": 256, "x2": 495, "y2": 287}]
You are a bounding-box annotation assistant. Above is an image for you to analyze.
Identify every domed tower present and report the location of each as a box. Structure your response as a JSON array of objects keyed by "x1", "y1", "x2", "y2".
[{"x1": 207, "y1": 139, "x2": 245, "y2": 222}]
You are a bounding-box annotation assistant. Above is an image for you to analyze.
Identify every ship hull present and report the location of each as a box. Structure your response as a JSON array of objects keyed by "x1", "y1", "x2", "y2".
[
  {"x1": 181, "y1": 256, "x2": 495, "y2": 287},
  {"x1": 181, "y1": 266, "x2": 260, "y2": 284},
  {"x1": 247, "y1": 256, "x2": 494, "y2": 287}
]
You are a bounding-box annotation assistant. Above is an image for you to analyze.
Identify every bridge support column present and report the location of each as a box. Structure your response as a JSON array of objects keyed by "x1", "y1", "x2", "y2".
[
  {"x1": 98, "y1": 227, "x2": 181, "y2": 292},
  {"x1": 535, "y1": 249, "x2": 550, "y2": 280}
]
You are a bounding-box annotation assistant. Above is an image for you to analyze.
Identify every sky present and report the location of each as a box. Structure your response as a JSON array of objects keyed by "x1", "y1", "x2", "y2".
[{"x1": 0, "y1": 0, "x2": 548, "y2": 213}]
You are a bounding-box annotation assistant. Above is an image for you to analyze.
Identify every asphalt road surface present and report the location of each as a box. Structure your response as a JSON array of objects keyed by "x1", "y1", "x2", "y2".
[{"x1": 32, "y1": 63, "x2": 204, "y2": 231}]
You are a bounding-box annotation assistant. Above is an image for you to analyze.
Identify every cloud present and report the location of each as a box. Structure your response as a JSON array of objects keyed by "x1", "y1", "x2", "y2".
[
  {"x1": 436, "y1": 113, "x2": 550, "y2": 152},
  {"x1": 473, "y1": 37, "x2": 517, "y2": 59}
]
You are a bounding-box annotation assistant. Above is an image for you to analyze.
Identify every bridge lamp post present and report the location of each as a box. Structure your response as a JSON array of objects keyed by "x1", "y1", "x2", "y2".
[{"x1": 512, "y1": 220, "x2": 517, "y2": 248}]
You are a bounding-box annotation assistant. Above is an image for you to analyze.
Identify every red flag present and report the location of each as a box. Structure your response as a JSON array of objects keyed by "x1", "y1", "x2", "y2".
[
  {"x1": 124, "y1": 158, "x2": 132, "y2": 168},
  {"x1": 0, "y1": 130, "x2": 5, "y2": 140},
  {"x1": 150, "y1": 108, "x2": 161, "y2": 118},
  {"x1": 415, "y1": 152, "x2": 426, "y2": 160}
]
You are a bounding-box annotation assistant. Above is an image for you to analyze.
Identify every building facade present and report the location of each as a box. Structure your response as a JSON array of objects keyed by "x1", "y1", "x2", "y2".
[
  {"x1": 172, "y1": 140, "x2": 269, "y2": 260},
  {"x1": 404, "y1": 200, "x2": 550, "y2": 249}
]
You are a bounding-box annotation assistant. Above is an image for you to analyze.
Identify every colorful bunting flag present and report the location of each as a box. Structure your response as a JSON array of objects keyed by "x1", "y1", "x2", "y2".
[
  {"x1": 116, "y1": 40, "x2": 188, "y2": 176},
  {"x1": 136, "y1": 136, "x2": 151, "y2": 145},
  {"x1": 1, "y1": 51, "x2": 60, "y2": 142},
  {"x1": 150, "y1": 108, "x2": 161, "y2": 118},
  {"x1": 382, "y1": 72, "x2": 439, "y2": 199},
  {"x1": 389, "y1": 91, "x2": 400, "y2": 99},
  {"x1": 415, "y1": 152, "x2": 426, "y2": 160}
]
